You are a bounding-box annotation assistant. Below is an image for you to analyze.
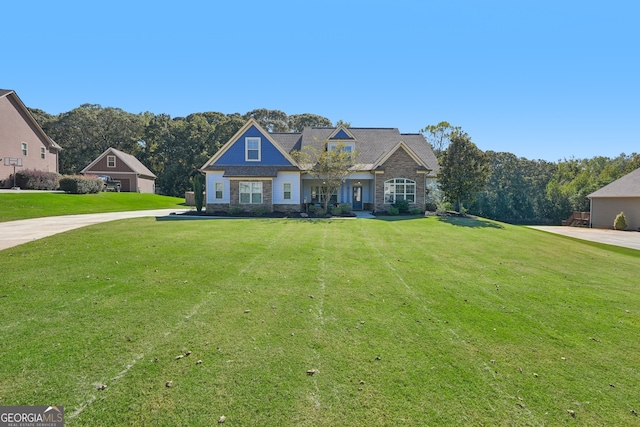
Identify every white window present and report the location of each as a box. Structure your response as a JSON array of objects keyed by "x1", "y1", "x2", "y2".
[
  {"x1": 240, "y1": 182, "x2": 262, "y2": 204},
  {"x1": 107, "y1": 155, "x2": 116, "y2": 168},
  {"x1": 245, "y1": 137, "x2": 261, "y2": 161},
  {"x1": 327, "y1": 141, "x2": 354, "y2": 153},
  {"x1": 214, "y1": 182, "x2": 224, "y2": 200},
  {"x1": 283, "y1": 182, "x2": 292, "y2": 200},
  {"x1": 40, "y1": 147, "x2": 46, "y2": 159},
  {"x1": 384, "y1": 178, "x2": 416, "y2": 204},
  {"x1": 311, "y1": 186, "x2": 337, "y2": 205},
  {"x1": 21, "y1": 142, "x2": 28, "y2": 156}
]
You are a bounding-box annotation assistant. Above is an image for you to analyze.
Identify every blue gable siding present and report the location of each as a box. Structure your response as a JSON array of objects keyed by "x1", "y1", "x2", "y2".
[
  {"x1": 331, "y1": 129, "x2": 353, "y2": 140},
  {"x1": 214, "y1": 125, "x2": 293, "y2": 165}
]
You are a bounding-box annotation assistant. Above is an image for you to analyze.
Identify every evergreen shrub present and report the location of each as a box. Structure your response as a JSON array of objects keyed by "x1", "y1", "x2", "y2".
[
  {"x1": 614, "y1": 212, "x2": 627, "y2": 230},
  {"x1": 59, "y1": 175, "x2": 103, "y2": 194},
  {"x1": 14, "y1": 169, "x2": 59, "y2": 190}
]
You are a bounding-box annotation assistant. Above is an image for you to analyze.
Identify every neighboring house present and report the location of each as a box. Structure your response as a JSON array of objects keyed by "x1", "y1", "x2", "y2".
[
  {"x1": 0, "y1": 89, "x2": 62, "y2": 187},
  {"x1": 81, "y1": 148, "x2": 157, "y2": 193},
  {"x1": 588, "y1": 167, "x2": 640, "y2": 230},
  {"x1": 200, "y1": 119, "x2": 439, "y2": 213}
]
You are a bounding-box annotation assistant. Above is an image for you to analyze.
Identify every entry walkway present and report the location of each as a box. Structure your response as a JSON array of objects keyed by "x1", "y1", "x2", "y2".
[
  {"x1": 528, "y1": 226, "x2": 640, "y2": 251},
  {"x1": 0, "y1": 209, "x2": 187, "y2": 251}
]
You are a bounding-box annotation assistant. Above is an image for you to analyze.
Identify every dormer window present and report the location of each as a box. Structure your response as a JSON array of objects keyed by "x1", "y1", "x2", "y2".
[
  {"x1": 246, "y1": 137, "x2": 261, "y2": 161},
  {"x1": 327, "y1": 141, "x2": 355, "y2": 153}
]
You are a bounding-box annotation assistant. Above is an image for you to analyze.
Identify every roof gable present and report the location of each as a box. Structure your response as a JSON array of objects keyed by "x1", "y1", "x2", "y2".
[
  {"x1": 329, "y1": 127, "x2": 356, "y2": 140},
  {"x1": 0, "y1": 89, "x2": 62, "y2": 151},
  {"x1": 201, "y1": 119, "x2": 296, "y2": 169},
  {"x1": 373, "y1": 141, "x2": 431, "y2": 171},
  {"x1": 588, "y1": 167, "x2": 640, "y2": 198}
]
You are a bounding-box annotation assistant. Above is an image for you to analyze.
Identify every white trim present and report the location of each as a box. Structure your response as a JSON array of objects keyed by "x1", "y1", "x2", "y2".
[
  {"x1": 372, "y1": 141, "x2": 430, "y2": 171},
  {"x1": 107, "y1": 155, "x2": 116, "y2": 168},
  {"x1": 384, "y1": 178, "x2": 417, "y2": 204},
  {"x1": 201, "y1": 119, "x2": 299, "y2": 170},
  {"x1": 283, "y1": 182, "x2": 292, "y2": 200},
  {"x1": 40, "y1": 147, "x2": 46, "y2": 159},
  {"x1": 239, "y1": 181, "x2": 263, "y2": 204},
  {"x1": 214, "y1": 181, "x2": 224, "y2": 200},
  {"x1": 245, "y1": 137, "x2": 261, "y2": 161},
  {"x1": 328, "y1": 126, "x2": 357, "y2": 141},
  {"x1": 21, "y1": 142, "x2": 28, "y2": 156},
  {"x1": 327, "y1": 141, "x2": 355, "y2": 153}
]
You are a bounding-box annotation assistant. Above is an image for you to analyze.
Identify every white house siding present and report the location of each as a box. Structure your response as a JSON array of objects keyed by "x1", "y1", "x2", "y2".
[
  {"x1": 206, "y1": 171, "x2": 230, "y2": 204},
  {"x1": 272, "y1": 171, "x2": 300, "y2": 204},
  {"x1": 591, "y1": 197, "x2": 640, "y2": 230}
]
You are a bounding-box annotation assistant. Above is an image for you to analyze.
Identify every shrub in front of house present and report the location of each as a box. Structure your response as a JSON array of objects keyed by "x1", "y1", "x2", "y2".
[
  {"x1": 425, "y1": 202, "x2": 437, "y2": 212},
  {"x1": 59, "y1": 175, "x2": 103, "y2": 194},
  {"x1": 614, "y1": 212, "x2": 627, "y2": 230},
  {"x1": 251, "y1": 206, "x2": 269, "y2": 217},
  {"x1": 331, "y1": 206, "x2": 342, "y2": 216},
  {"x1": 394, "y1": 199, "x2": 410, "y2": 214},
  {"x1": 14, "y1": 169, "x2": 59, "y2": 190},
  {"x1": 228, "y1": 205, "x2": 244, "y2": 216},
  {"x1": 410, "y1": 208, "x2": 422, "y2": 215},
  {"x1": 388, "y1": 206, "x2": 399, "y2": 216},
  {"x1": 339, "y1": 204, "x2": 352, "y2": 215},
  {"x1": 314, "y1": 208, "x2": 327, "y2": 218}
]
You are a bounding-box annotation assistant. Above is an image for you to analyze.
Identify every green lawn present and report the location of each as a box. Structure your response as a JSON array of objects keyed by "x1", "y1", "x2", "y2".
[
  {"x1": 0, "y1": 192, "x2": 185, "y2": 222},
  {"x1": 0, "y1": 217, "x2": 638, "y2": 425}
]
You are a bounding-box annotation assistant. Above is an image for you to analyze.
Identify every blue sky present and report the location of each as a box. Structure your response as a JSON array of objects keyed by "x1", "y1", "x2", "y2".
[{"x1": 2, "y1": 1, "x2": 638, "y2": 161}]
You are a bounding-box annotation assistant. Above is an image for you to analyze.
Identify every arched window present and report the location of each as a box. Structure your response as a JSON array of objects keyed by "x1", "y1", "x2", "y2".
[{"x1": 384, "y1": 178, "x2": 416, "y2": 204}]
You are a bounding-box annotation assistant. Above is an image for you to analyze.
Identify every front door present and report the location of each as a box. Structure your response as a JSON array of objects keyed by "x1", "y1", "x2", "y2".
[{"x1": 352, "y1": 186, "x2": 363, "y2": 210}]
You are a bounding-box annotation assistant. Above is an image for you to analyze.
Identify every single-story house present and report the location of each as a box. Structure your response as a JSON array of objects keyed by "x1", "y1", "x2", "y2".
[
  {"x1": 588, "y1": 166, "x2": 640, "y2": 230},
  {"x1": 200, "y1": 119, "x2": 439, "y2": 213},
  {"x1": 81, "y1": 148, "x2": 157, "y2": 193},
  {"x1": 0, "y1": 89, "x2": 62, "y2": 187}
]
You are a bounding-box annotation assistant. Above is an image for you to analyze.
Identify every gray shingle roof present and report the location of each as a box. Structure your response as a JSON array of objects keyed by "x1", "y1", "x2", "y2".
[
  {"x1": 108, "y1": 148, "x2": 157, "y2": 178},
  {"x1": 588, "y1": 167, "x2": 640, "y2": 198},
  {"x1": 82, "y1": 148, "x2": 156, "y2": 177},
  {"x1": 270, "y1": 127, "x2": 440, "y2": 175}
]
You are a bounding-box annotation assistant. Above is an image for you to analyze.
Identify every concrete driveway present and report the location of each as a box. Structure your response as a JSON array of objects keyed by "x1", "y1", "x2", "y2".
[
  {"x1": 528, "y1": 226, "x2": 640, "y2": 251},
  {"x1": 0, "y1": 209, "x2": 186, "y2": 251}
]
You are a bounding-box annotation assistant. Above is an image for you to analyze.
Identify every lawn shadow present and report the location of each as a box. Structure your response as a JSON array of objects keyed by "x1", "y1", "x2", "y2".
[
  {"x1": 373, "y1": 215, "x2": 426, "y2": 222},
  {"x1": 437, "y1": 216, "x2": 505, "y2": 229}
]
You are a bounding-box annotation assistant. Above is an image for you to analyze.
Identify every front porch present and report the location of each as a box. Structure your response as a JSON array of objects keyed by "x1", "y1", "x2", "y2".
[{"x1": 301, "y1": 176, "x2": 374, "y2": 211}]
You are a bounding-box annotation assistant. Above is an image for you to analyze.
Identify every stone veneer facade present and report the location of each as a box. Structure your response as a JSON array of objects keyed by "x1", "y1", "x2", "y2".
[{"x1": 374, "y1": 148, "x2": 425, "y2": 213}]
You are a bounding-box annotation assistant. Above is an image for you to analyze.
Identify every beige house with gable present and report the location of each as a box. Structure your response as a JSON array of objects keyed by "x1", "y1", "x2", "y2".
[
  {"x1": 588, "y1": 167, "x2": 640, "y2": 230},
  {"x1": 0, "y1": 89, "x2": 61, "y2": 187},
  {"x1": 81, "y1": 147, "x2": 157, "y2": 193}
]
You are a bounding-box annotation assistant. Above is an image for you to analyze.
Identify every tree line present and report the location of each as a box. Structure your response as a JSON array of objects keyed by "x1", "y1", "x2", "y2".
[
  {"x1": 424, "y1": 122, "x2": 640, "y2": 224},
  {"x1": 30, "y1": 106, "x2": 333, "y2": 198},
  {"x1": 29, "y1": 106, "x2": 639, "y2": 225}
]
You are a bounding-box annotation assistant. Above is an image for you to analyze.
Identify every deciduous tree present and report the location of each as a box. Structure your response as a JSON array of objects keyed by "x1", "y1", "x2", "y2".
[
  {"x1": 288, "y1": 114, "x2": 332, "y2": 132},
  {"x1": 292, "y1": 141, "x2": 358, "y2": 212},
  {"x1": 421, "y1": 121, "x2": 461, "y2": 158}
]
